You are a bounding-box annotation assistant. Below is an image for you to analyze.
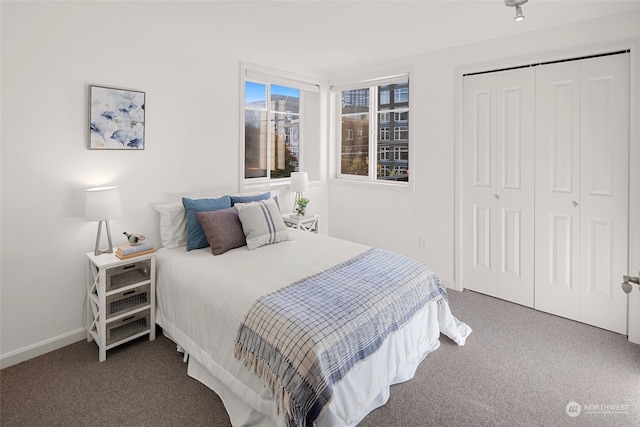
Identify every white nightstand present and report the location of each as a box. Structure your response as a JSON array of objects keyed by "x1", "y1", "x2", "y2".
[
  {"x1": 86, "y1": 251, "x2": 156, "y2": 361},
  {"x1": 282, "y1": 213, "x2": 320, "y2": 233}
]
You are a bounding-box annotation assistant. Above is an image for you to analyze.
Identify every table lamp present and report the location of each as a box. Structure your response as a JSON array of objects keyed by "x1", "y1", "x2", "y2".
[
  {"x1": 85, "y1": 186, "x2": 122, "y2": 256},
  {"x1": 290, "y1": 172, "x2": 309, "y2": 212}
]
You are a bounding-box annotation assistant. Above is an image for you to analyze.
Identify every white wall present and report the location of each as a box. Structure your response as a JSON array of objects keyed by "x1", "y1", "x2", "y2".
[
  {"x1": 0, "y1": 2, "x2": 327, "y2": 367},
  {"x1": 2, "y1": 3, "x2": 639, "y2": 368},
  {"x1": 327, "y1": 12, "x2": 640, "y2": 296}
]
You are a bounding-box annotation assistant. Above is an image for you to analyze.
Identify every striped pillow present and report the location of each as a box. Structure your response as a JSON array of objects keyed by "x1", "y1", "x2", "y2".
[{"x1": 235, "y1": 198, "x2": 289, "y2": 250}]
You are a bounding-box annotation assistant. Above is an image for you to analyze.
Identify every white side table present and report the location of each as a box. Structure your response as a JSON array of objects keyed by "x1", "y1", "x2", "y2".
[
  {"x1": 86, "y1": 251, "x2": 156, "y2": 361},
  {"x1": 282, "y1": 213, "x2": 320, "y2": 233}
]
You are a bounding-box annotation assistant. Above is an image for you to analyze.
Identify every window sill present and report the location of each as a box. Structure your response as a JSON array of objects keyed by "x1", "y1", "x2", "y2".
[{"x1": 329, "y1": 177, "x2": 413, "y2": 193}]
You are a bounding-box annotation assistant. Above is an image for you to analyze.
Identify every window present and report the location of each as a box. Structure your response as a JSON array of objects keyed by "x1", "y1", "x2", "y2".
[
  {"x1": 242, "y1": 65, "x2": 319, "y2": 185},
  {"x1": 244, "y1": 82, "x2": 300, "y2": 179},
  {"x1": 394, "y1": 126, "x2": 409, "y2": 140},
  {"x1": 380, "y1": 89, "x2": 390, "y2": 105},
  {"x1": 394, "y1": 110, "x2": 408, "y2": 122},
  {"x1": 394, "y1": 146, "x2": 408, "y2": 161},
  {"x1": 379, "y1": 146, "x2": 390, "y2": 160},
  {"x1": 340, "y1": 88, "x2": 370, "y2": 177},
  {"x1": 337, "y1": 75, "x2": 409, "y2": 183},
  {"x1": 394, "y1": 87, "x2": 408, "y2": 103}
]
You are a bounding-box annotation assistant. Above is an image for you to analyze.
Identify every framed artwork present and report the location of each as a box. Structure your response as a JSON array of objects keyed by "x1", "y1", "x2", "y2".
[{"x1": 89, "y1": 85, "x2": 145, "y2": 149}]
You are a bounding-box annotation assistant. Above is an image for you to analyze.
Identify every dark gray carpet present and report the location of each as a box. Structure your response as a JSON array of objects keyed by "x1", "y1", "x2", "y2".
[{"x1": 1, "y1": 290, "x2": 639, "y2": 426}]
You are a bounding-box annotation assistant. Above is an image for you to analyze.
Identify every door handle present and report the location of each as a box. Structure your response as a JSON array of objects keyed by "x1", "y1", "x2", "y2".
[
  {"x1": 495, "y1": 194, "x2": 501, "y2": 200},
  {"x1": 572, "y1": 200, "x2": 579, "y2": 208},
  {"x1": 621, "y1": 272, "x2": 640, "y2": 294}
]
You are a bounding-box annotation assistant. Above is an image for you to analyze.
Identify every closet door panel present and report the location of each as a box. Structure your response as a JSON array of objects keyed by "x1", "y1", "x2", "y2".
[
  {"x1": 579, "y1": 54, "x2": 629, "y2": 334},
  {"x1": 495, "y1": 68, "x2": 535, "y2": 307},
  {"x1": 534, "y1": 61, "x2": 581, "y2": 320},
  {"x1": 463, "y1": 74, "x2": 497, "y2": 297}
]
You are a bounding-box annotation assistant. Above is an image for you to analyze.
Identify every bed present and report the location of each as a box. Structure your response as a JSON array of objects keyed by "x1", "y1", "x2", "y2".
[{"x1": 154, "y1": 195, "x2": 471, "y2": 427}]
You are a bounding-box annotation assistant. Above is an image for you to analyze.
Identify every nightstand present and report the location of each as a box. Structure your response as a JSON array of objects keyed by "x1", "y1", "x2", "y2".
[
  {"x1": 86, "y1": 251, "x2": 156, "y2": 361},
  {"x1": 282, "y1": 213, "x2": 320, "y2": 233}
]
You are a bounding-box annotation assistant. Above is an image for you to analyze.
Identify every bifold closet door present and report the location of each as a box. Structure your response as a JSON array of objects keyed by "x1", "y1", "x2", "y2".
[
  {"x1": 463, "y1": 68, "x2": 535, "y2": 307},
  {"x1": 535, "y1": 54, "x2": 629, "y2": 334}
]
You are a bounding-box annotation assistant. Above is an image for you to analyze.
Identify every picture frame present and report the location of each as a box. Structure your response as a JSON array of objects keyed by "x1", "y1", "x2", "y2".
[{"x1": 89, "y1": 85, "x2": 145, "y2": 150}]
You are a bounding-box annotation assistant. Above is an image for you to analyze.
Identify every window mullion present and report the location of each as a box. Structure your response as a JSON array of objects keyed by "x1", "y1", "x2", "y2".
[
  {"x1": 266, "y1": 84, "x2": 272, "y2": 180},
  {"x1": 370, "y1": 86, "x2": 378, "y2": 181}
]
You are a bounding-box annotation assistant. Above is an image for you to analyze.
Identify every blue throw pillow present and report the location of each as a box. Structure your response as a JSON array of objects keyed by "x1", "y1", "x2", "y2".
[
  {"x1": 182, "y1": 195, "x2": 232, "y2": 250},
  {"x1": 230, "y1": 192, "x2": 271, "y2": 205}
]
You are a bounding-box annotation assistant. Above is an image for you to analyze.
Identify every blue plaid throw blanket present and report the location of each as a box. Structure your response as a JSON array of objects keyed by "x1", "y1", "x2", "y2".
[{"x1": 234, "y1": 248, "x2": 448, "y2": 427}]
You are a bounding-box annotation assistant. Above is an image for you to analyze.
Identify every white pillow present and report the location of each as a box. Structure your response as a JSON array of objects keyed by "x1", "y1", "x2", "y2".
[
  {"x1": 234, "y1": 198, "x2": 289, "y2": 250},
  {"x1": 154, "y1": 201, "x2": 187, "y2": 248}
]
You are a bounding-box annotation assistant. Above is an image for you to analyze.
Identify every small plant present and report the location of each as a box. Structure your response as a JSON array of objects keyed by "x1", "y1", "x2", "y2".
[
  {"x1": 296, "y1": 198, "x2": 309, "y2": 209},
  {"x1": 296, "y1": 197, "x2": 310, "y2": 215}
]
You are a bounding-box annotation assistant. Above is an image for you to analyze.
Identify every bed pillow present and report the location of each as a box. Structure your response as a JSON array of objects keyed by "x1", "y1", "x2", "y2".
[
  {"x1": 230, "y1": 192, "x2": 271, "y2": 205},
  {"x1": 196, "y1": 208, "x2": 246, "y2": 255},
  {"x1": 235, "y1": 198, "x2": 289, "y2": 250},
  {"x1": 154, "y1": 201, "x2": 187, "y2": 248},
  {"x1": 182, "y1": 195, "x2": 232, "y2": 251}
]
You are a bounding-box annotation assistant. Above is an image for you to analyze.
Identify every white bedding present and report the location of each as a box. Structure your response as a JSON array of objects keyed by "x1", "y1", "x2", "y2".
[{"x1": 155, "y1": 230, "x2": 471, "y2": 426}]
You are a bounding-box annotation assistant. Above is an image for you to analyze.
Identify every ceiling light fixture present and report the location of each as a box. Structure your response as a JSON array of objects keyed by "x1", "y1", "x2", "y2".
[{"x1": 505, "y1": 0, "x2": 528, "y2": 22}]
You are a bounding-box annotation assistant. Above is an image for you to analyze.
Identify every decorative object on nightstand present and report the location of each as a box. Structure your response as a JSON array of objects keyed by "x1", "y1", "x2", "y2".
[
  {"x1": 85, "y1": 186, "x2": 122, "y2": 256},
  {"x1": 282, "y1": 213, "x2": 320, "y2": 233},
  {"x1": 123, "y1": 231, "x2": 145, "y2": 245},
  {"x1": 86, "y1": 250, "x2": 156, "y2": 361},
  {"x1": 295, "y1": 197, "x2": 310, "y2": 216},
  {"x1": 290, "y1": 171, "x2": 309, "y2": 214}
]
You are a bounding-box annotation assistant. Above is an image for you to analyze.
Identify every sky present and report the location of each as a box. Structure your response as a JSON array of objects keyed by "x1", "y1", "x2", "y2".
[{"x1": 245, "y1": 81, "x2": 300, "y2": 105}]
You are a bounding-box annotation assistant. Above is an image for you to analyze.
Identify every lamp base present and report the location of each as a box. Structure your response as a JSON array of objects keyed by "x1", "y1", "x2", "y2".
[
  {"x1": 293, "y1": 191, "x2": 303, "y2": 213},
  {"x1": 94, "y1": 220, "x2": 115, "y2": 256}
]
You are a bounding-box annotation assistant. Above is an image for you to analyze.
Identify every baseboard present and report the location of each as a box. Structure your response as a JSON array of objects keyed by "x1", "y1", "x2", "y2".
[{"x1": 0, "y1": 328, "x2": 86, "y2": 370}]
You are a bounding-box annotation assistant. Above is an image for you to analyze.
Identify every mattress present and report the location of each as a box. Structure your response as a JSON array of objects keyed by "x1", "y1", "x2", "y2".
[{"x1": 155, "y1": 230, "x2": 471, "y2": 426}]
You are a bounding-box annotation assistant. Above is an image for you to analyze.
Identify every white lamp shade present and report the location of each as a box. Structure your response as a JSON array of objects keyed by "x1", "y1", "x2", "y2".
[
  {"x1": 290, "y1": 172, "x2": 309, "y2": 192},
  {"x1": 85, "y1": 186, "x2": 123, "y2": 221}
]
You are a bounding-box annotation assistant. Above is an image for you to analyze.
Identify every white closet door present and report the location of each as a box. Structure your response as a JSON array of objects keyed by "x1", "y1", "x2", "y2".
[
  {"x1": 463, "y1": 73, "x2": 497, "y2": 298},
  {"x1": 579, "y1": 54, "x2": 629, "y2": 334},
  {"x1": 535, "y1": 54, "x2": 629, "y2": 334},
  {"x1": 534, "y1": 61, "x2": 582, "y2": 320},
  {"x1": 464, "y1": 68, "x2": 534, "y2": 306},
  {"x1": 495, "y1": 69, "x2": 535, "y2": 307}
]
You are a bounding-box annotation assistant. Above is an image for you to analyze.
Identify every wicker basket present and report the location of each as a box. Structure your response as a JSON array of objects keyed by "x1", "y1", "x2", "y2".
[
  {"x1": 106, "y1": 284, "x2": 150, "y2": 319},
  {"x1": 106, "y1": 259, "x2": 151, "y2": 292},
  {"x1": 106, "y1": 309, "x2": 150, "y2": 346}
]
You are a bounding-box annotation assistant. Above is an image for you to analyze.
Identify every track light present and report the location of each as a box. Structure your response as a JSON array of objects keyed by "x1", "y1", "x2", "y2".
[
  {"x1": 505, "y1": 0, "x2": 528, "y2": 22},
  {"x1": 514, "y1": 5, "x2": 524, "y2": 21}
]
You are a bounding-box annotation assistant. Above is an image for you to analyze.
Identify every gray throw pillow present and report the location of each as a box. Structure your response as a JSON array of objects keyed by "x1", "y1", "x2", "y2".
[
  {"x1": 196, "y1": 208, "x2": 246, "y2": 255},
  {"x1": 234, "y1": 198, "x2": 289, "y2": 250}
]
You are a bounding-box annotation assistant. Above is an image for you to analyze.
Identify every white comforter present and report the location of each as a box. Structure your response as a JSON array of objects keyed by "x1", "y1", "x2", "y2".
[{"x1": 155, "y1": 231, "x2": 471, "y2": 426}]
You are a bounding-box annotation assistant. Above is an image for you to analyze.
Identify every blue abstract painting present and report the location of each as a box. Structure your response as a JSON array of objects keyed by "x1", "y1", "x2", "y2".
[{"x1": 90, "y1": 86, "x2": 145, "y2": 149}]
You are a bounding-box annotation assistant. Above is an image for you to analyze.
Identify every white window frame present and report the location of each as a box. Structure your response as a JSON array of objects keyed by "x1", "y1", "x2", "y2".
[
  {"x1": 394, "y1": 146, "x2": 408, "y2": 161},
  {"x1": 332, "y1": 70, "x2": 412, "y2": 187},
  {"x1": 394, "y1": 126, "x2": 409, "y2": 140},
  {"x1": 240, "y1": 63, "x2": 320, "y2": 190},
  {"x1": 394, "y1": 110, "x2": 408, "y2": 122},
  {"x1": 394, "y1": 87, "x2": 409, "y2": 103},
  {"x1": 380, "y1": 89, "x2": 390, "y2": 105},
  {"x1": 380, "y1": 146, "x2": 390, "y2": 160}
]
